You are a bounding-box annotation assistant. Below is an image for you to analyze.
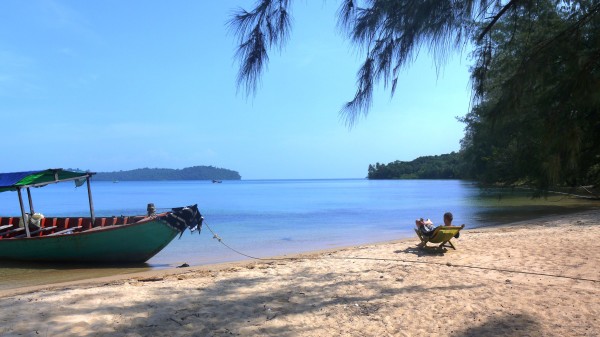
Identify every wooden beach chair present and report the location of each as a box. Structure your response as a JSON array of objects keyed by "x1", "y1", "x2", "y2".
[{"x1": 415, "y1": 224, "x2": 465, "y2": 250}]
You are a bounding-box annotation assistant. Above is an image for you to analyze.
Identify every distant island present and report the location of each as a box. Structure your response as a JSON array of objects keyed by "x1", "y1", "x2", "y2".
[
  {"x1": 368, "y1": 152, "x2": 465, "y2": 179},
  {"x1": 93, "y1": 166, "x2": 241, "y2": 181}
]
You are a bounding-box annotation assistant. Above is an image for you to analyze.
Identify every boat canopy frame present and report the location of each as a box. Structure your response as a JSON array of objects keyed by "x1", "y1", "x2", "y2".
[{"x1": 0, "y1": 169, "x2": 96, "y2": 238}]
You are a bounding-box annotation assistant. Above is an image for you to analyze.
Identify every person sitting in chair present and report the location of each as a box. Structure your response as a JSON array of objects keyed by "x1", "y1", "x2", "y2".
[
  {"x1": 415, "y1": 218, "x2": 435, "y2": 237},
  {"x1": 415, "y1": 212, "x2": 459, "y2": 238}
]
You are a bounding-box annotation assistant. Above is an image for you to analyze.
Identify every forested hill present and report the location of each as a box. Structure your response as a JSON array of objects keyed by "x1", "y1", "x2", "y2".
[
  {"x1": 368, "y1": 152, "x2": 465, "y2": 179},
  {"x1": 93, "y1": 166, "x2": 241, "y2": 181}
]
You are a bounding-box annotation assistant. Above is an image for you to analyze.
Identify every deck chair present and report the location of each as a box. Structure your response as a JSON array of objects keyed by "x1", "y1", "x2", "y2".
[{"x1": 414, "y1": 224, "x2": 465, "y2": 250}]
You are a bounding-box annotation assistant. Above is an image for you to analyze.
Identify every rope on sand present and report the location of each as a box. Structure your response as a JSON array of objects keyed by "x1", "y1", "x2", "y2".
[
  {"x1": 203, "y1": 221, "x2": 600, "y2": 284},
  {"x1": 329, "y1": 256, "x2": 600, "y2": 283}
]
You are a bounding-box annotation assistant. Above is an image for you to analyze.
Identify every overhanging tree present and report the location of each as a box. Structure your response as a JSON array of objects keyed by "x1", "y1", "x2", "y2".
[
  {"x1": 229, "y1": 0, "x2": 600, "y2": 189},
  {"x1": 229, "y1": 1, "x2": 599, "y2": 125}
]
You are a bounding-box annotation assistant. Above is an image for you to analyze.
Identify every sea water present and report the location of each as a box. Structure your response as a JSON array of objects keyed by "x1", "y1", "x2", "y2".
[{"x1": 0, "y1": 179, "x2": 598, "y2": 290}]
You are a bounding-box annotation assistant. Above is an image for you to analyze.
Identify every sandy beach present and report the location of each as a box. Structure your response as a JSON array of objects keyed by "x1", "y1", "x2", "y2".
[{"x1": 0, "y1": 211, "x2": 598, "y2": 337}]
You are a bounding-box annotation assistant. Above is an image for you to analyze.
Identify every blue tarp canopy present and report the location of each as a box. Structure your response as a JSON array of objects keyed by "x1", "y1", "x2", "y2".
[{"x1": 0, "y1": 169, "x2": 94, "y2": 193}]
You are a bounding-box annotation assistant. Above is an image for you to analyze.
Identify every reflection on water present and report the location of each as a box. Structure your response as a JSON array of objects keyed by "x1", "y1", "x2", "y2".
[
  {"x1": 0, "y1": 180, "x2": 598, "y2": 293},
  {"x1": 471, "y1": 187, "x2": 598, "y2": 226}
]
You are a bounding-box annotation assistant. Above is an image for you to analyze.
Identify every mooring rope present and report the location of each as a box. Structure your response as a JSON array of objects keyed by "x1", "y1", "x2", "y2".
[
  {"x1": 204, "y1": 221, "x2": 265, "y2": 260},
  {"x1": 202, "y1": 221, "x2": 600, "y2": 284}
]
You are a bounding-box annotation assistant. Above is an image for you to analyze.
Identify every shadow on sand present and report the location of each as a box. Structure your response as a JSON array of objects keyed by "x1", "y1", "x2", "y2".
[{"x1": 452, "y1": 313, "x2": 540, "y2": 337}]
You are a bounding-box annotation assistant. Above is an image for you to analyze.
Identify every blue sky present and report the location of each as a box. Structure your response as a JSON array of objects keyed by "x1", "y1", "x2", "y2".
[{"x1": 0, "y1": 1, "x2": 471, "y2": 179}]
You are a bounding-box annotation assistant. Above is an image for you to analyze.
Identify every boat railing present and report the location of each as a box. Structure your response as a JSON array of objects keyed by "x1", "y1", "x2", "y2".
[{"x1": 0, "y1": 215, "x2": 148, "y2": 239}]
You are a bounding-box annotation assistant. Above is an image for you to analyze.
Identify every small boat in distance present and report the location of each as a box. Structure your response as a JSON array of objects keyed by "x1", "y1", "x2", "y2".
[
  {"x1": 0, "y1": 169, "x2": 203, "y2": 263},
  {"x1": 212, "y1": 179, "x2": 222, "y2": 183}
]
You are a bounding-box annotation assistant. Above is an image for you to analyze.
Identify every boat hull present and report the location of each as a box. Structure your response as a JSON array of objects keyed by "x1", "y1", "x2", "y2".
[{"x1": 0, "y1": 220, "x2": 180, "y2": 263}]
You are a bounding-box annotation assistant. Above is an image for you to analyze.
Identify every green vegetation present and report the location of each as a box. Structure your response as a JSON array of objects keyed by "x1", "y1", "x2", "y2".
[
  {"x1": 94, "y1": 166, "x2": 241, "y2": 181},
  {"x1": 368, "y1": 152, "x2": 465, "y2": 179},
  {"x1": 229, "y1": 1, "x2": 599, "y2": 190},
  {"x1": 461, "y1": 0, "x2": 600, "y2": 189}
]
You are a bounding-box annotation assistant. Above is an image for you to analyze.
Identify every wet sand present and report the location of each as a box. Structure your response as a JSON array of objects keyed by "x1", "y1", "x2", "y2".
[{"x1": 0, "y1": 211, "x2": 599, "y2": 336}]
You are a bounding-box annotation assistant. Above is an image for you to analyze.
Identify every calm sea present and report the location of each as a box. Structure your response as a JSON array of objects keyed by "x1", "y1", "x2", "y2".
[{"x1": 0, "y1": 179, "x2": 598, "y2": 290}]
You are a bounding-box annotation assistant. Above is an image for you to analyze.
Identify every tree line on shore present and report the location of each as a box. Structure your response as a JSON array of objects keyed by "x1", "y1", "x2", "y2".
[
  {"x1": 368, "y1": 153, "x2": 466, "y2": 180},
  {"x1": 93, "y1": 166, "x2": 241, "y2": 181},
  {"x1": 369, "y1": 1, "x2": 599, "y2": 191}
]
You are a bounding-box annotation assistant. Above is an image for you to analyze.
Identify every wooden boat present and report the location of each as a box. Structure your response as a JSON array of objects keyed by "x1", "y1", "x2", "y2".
[{"x1": 0, "y1": 169, "x2": 203, "y2": 263}]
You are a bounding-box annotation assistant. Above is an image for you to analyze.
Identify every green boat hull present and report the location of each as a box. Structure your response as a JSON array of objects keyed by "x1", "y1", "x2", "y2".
[{"x1": 0, "y1": 220, "x2": 180, "y2": 263}]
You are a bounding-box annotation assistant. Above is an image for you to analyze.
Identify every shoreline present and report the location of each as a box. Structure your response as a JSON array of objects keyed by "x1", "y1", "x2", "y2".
[
  {"x1": 1, "y1": 208, "x2": 599, "y2": 298},
  {"x1": 0, "y1": 210, "x2": 598, "y2": 336},
  {"x1": 0, "y1": 245, "x2": 355, "y2": 298}
]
